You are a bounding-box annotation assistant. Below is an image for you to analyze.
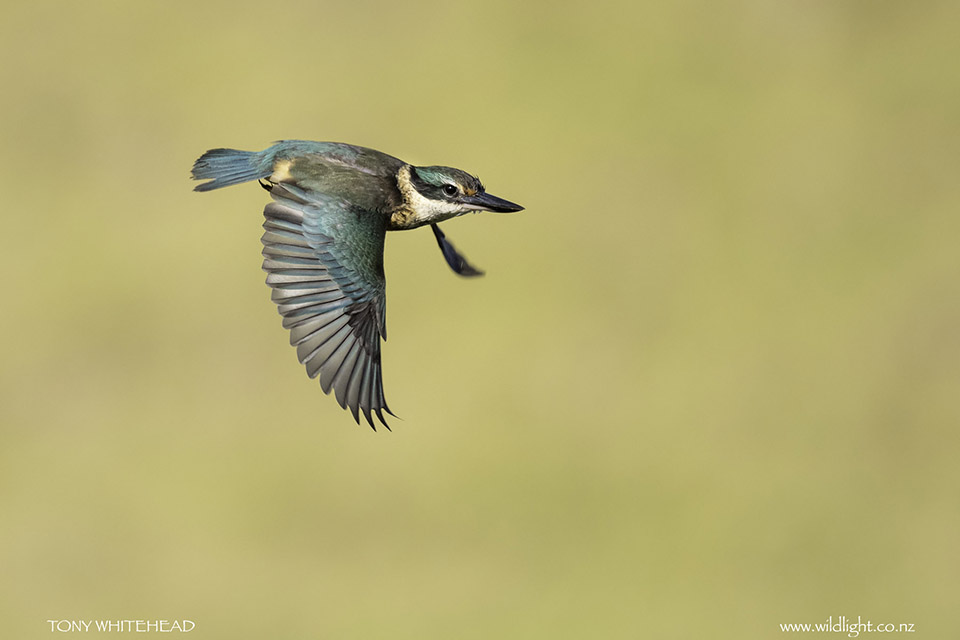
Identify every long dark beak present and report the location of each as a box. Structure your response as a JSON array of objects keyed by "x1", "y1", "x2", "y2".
[{"x1": 462, "y1": 192, "x2": 524, "y2": 213}]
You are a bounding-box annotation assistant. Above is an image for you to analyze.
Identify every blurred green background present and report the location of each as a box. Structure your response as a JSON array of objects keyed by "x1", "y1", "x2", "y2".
[{"x1": 1, "y1": 1, "x2": 958, "y2": 638}]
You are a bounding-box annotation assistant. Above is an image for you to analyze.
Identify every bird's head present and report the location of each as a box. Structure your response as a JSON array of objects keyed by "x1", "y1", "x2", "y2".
[{"x1": 393, "y1": 164, "x2": 523, "y2": 229}]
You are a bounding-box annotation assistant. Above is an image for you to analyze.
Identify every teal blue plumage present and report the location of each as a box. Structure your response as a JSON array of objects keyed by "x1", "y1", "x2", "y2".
[
  {"x1": 262, "y1": 182, "x2": 391, "y2": 427},
  {"x1": 191, "y1": 140, "x2": 522, "y2": 430}
]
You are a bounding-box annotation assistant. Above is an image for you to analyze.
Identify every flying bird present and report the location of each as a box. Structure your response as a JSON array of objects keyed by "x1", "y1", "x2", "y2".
[{"x1": 191, "y1": 140, "x2": 523, "y2": 430}]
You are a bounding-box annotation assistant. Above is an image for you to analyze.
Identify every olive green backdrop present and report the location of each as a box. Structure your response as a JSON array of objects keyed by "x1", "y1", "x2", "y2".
[{"x1": 2, "y1": 1, "x2": 958, "y2": 638}]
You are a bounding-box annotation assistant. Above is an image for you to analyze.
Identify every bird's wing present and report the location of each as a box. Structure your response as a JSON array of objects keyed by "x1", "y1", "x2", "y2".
[
  {"x1": 431, "y1": 223, "x2": 484, "y2": 277},
  {"x1": 260, "y1": 181, "x2": 394, "y2": 430}
]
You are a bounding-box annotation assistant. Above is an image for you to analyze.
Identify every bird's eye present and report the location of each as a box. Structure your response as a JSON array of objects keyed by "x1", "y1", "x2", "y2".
[{"x1": 442, "y1": 184, "x2": 458, "y2": 197}]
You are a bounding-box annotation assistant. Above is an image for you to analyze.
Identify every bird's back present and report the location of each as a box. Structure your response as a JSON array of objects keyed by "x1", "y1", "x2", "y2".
[
  {"x1": 267, "y1": 140, "x2": 405, "y2": 178},
  {"x1": 265, "y1": 141, "x2": 406, "y2": 214},
  {"x1": 192, "y1": 140, "x2": 407, "y2": 214}
]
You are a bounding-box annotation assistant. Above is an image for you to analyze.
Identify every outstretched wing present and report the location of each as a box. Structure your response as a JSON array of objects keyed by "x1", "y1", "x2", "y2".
[
  {"x1": 431, "y1": 223, "x2": 484, "y2": 277},
  {"x1": 260, "y1": 181, "x2": 394, "y2": 429}
]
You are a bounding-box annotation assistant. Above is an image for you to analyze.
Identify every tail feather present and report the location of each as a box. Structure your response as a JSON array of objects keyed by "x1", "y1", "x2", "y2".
[{"x1": 191, "y1": 148, "x2": 266, "y2": 192}]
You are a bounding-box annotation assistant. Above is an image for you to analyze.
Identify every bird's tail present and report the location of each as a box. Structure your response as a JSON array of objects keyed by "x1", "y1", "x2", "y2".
[{"x1": 191, "y1": 148, "x2": 267, "y2": 192}]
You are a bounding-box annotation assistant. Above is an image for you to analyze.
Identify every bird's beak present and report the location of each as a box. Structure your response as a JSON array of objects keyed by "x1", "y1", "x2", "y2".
[{"x1": 462, "y1": 192, "x2": 524, "y2": 213}]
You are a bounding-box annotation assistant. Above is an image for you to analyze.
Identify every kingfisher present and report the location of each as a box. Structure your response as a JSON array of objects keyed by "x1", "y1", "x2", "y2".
[{"x1": 190, "y1": 140, "x2": 523, "y2": 430}]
